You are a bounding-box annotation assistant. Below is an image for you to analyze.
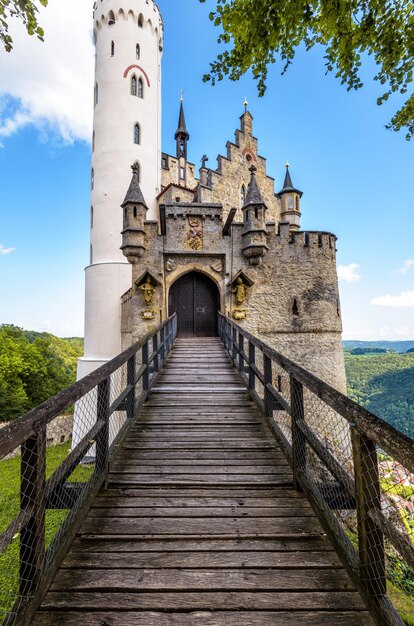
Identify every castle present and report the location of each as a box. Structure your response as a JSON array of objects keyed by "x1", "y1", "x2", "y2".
[{"x1": 78, "y1": 0, "x2": 346, "y2": 396}]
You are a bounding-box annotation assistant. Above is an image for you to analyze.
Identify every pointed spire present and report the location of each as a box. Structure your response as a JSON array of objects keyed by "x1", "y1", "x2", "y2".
[
  {"x1": 121, "y1": 162, "x2": 148, "y2": 208},
  {"x1": 277, "y1": 162, "x2": 303, "y2": 197},
  {"x1": 175, "y1": 101, "x2": 190, "y2": 140},
  {"x1": 244, "y1": 165, "x2": 265, "y2": 207}
]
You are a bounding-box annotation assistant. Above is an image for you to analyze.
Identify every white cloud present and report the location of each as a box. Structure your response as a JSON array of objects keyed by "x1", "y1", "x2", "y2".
[
  {"x1": 0, "y1": 0, "x2": 94, "y2": 144},
  {"x1": 371, "y1": 291, "x2": 414, "y2": 308},
  {"x1": 396, "y1": 259, "x2": 414, "y2": 275},
  {"x1": 0, "y1": 244, "x2": 15, "y2": 256},
  {"x1": 337, "y1": 263, "x2": 362, "y2": 283}
]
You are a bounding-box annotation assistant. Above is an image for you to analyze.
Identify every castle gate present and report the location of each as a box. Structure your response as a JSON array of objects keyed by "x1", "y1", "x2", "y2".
[{"x1": 168, "y1": 271, "x2": 220, "y2": 336}]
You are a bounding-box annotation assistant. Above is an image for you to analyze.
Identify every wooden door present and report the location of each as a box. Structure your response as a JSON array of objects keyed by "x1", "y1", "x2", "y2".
[{"x1": 169, "y1": 272, "x2": 219, "y2": 336}]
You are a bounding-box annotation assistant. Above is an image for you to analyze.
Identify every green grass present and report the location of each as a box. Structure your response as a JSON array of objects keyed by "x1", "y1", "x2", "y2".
[{"x1": 0, "y1": 442, "x2": 93, "y2": 623}]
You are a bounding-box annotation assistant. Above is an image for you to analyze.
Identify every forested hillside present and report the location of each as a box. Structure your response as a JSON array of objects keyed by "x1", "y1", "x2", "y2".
[
  {"x1": 0, "y1": 325, "x2": 83, "y2": 422},
  {"x1": 345, "y1": 351, "x2": 414, "y2": 439}
]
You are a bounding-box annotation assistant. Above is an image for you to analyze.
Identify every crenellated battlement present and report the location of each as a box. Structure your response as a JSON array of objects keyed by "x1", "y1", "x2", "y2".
[
  {"x1": 277, "y1": 223, "x2": 337, "y2": 255},
  {"x1": 93, "y1": 0, "x2": 163, "y2": 37}
]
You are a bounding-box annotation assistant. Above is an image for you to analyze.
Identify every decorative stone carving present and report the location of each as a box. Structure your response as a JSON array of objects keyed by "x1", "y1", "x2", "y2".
[
  {"x1": 232, "y1": 276, "x2": 248, "y2": 305},
  {"x1": 187, "y1": 216, "x2": 203, "y2": 250},
  {"x1": 140, "y1": 277, "x2": 155, "y2": 305},
  {"x1": 211, "y1": 259, "x2": 223, "y2": 273},
  {"x1": 141, "y1": 310, "x2": 155, "y2": 321},
  {"x1": 165, "y1": 258, "x2": 176, "y2": 272},
  {"x1": 233, "y1": 309, "x2": 247, "y2": 321}
]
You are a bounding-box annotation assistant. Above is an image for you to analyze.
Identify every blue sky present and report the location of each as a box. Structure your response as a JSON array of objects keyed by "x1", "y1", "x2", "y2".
[{"x1": 0, "y1": 0, "x2": 413, "y2": 339}]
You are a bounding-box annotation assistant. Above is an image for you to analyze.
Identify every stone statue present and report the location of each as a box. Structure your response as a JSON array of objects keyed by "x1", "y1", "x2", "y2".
[
  {"x1": 140, "y1": 277, "x2": 155, "y2": 305},
  {"x1": 232, "y1": 277, "x2": 247, "y2": 305}
]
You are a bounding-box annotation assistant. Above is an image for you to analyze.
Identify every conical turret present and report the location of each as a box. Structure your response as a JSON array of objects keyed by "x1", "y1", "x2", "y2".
[
  {"x1": 175, "y1": 101, "x2": 190, "y2": 160},
  {"x1": 241, "y1": 166, "x2": 268, "y2": 265},
  {"x1": 277, "y1": 163, "x2": 303, "y2": 230},
  {"x1": 121, "y1": 162, "x2": 148, "y2": 263}
]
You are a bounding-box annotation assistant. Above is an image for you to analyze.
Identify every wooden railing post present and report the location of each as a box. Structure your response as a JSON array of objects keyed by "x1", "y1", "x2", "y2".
[
  {"x1": 20, "y1": 429, "x2": 46, "y2": 596},
  {"x1": 160, "y1": 326, "x2": 166, "y2": 365},
  {"x1": 232, "y1": 327, "x2": 237, "y2": 366},
  {"x1": 263, "y1": 354, "x2": 273, "y2": 418},
  {"x1": 238, "y1": 333, "x2": 244, "y2": 373},
  {"x1": 351, "y1": 428, "x2": 386, "y2": 597},
  {"x1": 142, "y1": 341, "x2": 149, "y2": 391},
  {"x1": 127, "y1": 354, "x2": 136, "y2": 419},
  {"x1": 96, "y1": 377, "x2": 110, "y2": 477},
  {"x1": 248, "y1": 341, "x2": 256, "y2": 391},
  {"x1": 290, "y1": 375, "x2": 306, "y2": 490},
  {"x1": 153, "y1": 333, "x2": 159, "y2": 374}
]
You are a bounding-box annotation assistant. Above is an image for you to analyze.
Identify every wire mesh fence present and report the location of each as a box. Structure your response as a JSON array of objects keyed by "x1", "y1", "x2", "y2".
[
  {"x1": 219, "y1": 313, "x2": 414, "y2": 626},
  {"x1": 0, "y1": 314, "x2": 176, "y2": 626}
]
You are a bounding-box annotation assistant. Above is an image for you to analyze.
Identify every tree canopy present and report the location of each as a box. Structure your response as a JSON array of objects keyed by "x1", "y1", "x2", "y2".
[
  {"x1": 0, "y1": 0, "x2": 48, "y2": 53},
  {"x1": 201, "y1": 0, "x2": 414, "y2": 139}
]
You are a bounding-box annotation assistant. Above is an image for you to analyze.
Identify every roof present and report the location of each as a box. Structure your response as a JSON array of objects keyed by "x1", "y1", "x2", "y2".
[
  {"x1": 121, "y1": 163, "x2": 148, "y2": 208},
  {"x1": 243, "y1": 166, "x2": 266, "y2": 208},
  {"x1": 174, "y1": 101, "x2": 190, "y2": 140},
  {"x1": 277, "y1": 165, "x2": 303, "y2": 197}
]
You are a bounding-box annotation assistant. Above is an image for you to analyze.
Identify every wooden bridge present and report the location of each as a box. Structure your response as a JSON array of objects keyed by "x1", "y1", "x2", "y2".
[{"x1": 1, "y1": 315, "x2": 413, "y2": 626}]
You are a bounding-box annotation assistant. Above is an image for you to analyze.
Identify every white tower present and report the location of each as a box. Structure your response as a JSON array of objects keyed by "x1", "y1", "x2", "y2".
[{"x1": 77, "y1": 0, "x2": 163, "y2": 381}]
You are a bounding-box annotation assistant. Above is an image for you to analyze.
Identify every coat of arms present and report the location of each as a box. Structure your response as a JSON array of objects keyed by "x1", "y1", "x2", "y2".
[{"x1": 187, "y1": 216, "x2": 203, "y2": 250}]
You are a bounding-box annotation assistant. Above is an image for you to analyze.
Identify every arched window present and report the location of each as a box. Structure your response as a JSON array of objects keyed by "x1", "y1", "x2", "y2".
[
  {"x1": 131, "y1": 75, "x2": 137, "y2": 96},
  {"x1": 134, "y1": 123, "x2": 140, "y2": 144},
  {"x1": 108, "y1": 10, "x2": 115, "y2": 25},
  {"x1": 295, "y1": 196, "x2": 299, "y2": 211},
  {"x1": 90, "y1": 245, "x2": 93, "y2": 264},
  {"x1": 287, "y1": 194, "x2": 294, "y2": 209},
  {"x1": 240, "y1": 185, "x2": 246, "y2": 207},
  {"x1": 110, "y1": 40, "x2": 115, "y2": 56},
  {"x1": 292, "y1": 298, "x2": 299, "y2": 316},
  {"x1": 138, "y1": 14, "x2": 144, "y2": 27},
  {"x1": 91, "y1": 206, "x2": 94, "y2": 229},
  {"x1": 92, "y1": 131, "x2": 95, "y2": 152},
  {"x1": 94, "y1": 82, "x2": 98, "y2": 105},
  {"x1": 138, "y1": 77, "x2": 143, "y2": 98},
  {"x1": 133, "y1": 206, "x2": 137, "y2": 218},
  {"x1": 91, "y1": 168, "x2": 94, "y2": 190},
  {"x1": 136, "y1": 43, "x2": 140, "y2": 59}
]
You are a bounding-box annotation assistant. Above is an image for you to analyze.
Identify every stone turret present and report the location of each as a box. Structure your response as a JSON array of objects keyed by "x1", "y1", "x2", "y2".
[
  {"x1": 277, "y1": 163, "x2": 302, "y2": 230},
  {"x1": 121, "y1": 162, "x2": 148, "y2": 263},
  {"x1": 242, "y1": 166, "x2": 268, "y2": 264}
]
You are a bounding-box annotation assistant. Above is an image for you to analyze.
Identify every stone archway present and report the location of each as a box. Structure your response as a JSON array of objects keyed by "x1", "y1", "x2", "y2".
[{"x1": 168, "y1": 271, "x2": 220, "y2": 336}]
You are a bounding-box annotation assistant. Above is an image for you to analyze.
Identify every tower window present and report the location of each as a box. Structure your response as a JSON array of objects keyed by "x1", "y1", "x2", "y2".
[
  {"x1": 287, "y1": 194, "x2": 294, "y2": 210},
  {"x1": 124, "y1": 208, "x2": 127, "y2": 221},
  {"x1": 136, "y1": 43, "x2": 140, "y2": 59},
  {"x1": 133, "y1": 206, "x2": 137, "y2": 218},
  {"x1": 111, "y1": 40, "x2": 115, "y2": 56},
  {"x1": 138, "y1": 14, "x2": 144, "y2": 27},
  {"x1": 240, "y1": 185, "x2": 246, "y2": 207},
  {"x1": 94, "y1": 82, "x2": 98, "y2": 105},
  {"x1": 292, "y1": 299, "x2": 299, "y2": 316},
  {"x1": 131, "y1": 75, "x2": 137, "y2": 96},
  {"x1": 91, "y1": 168, "x2": 94, "y2": 190},
  {"x1": 138, "y1": 78, "x2": 143, "y2": 98},
  {"x1": 92, "y1": 131, "x2": 95, "y2": 152},
  {"x1": 134, "y1": 123, "x2": 140, "y2": 144},
  {"x1": 91, "y1": 206, "x2": 93, "y2": 229},
  {"x1": 108, "y1": 10, "x2": 115, "y2": 25},
  {"x1": 90, "y1": 245, "x2": 93, "y2": 264},
  {"x1": 296, "y1": 196, "x2": 299, "y2": 211},
  {"x1": 161, "y1": 155, "x2": 168, "y2": 169},
  {"x1": 180, "y1": 166, "x2": 185, "y2": 179}
]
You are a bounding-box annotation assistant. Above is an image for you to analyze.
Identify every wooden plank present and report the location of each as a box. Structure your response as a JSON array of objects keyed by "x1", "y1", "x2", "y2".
[
  {"x1": 107, "y1": 474, "x2": 293, "y2": 485},
  {"x1": 109, "y1": 466, "x2": 291, "y2": 475},
  {"x1": 94, "y1": 488, "x2": 301, "y2": 498},
  {"x1": 33, "y1": 610, "x2": 375, "y2": 626},
  {"x1": 92, "y1": 496, "x2": 312, "y2": 507},
  {"x1": 69, "y1": 538, "x2": 336, "y2": 553},
  {"x1": 111, "y1": 451, "x2": 281, "y2": 461},
  {"x1": 37, "y1": 591, "x2": 368, "y2": 611},
  {"x1": 80, "y1": 516, "x2": 322, "y2": 535},
  {"x1": 50, "y1": 567, "x2": 355, "y2": 592},
  {"x1": 61, "y1": 550, "x2": 341, "y2": 569},
  {"x1": 87, "y1": 506, "x2": 315, "y2": 518}
]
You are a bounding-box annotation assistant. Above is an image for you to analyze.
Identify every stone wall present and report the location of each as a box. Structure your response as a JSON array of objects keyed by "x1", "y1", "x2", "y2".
[{"x1": 1, "y1": 414, "x2": 73, "y2": 460}]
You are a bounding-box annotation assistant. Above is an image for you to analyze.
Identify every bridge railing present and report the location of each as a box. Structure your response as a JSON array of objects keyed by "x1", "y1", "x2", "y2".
[
  {"x1": 0, "y1": 314, "x2": 177, "y2": 626},
  {"x1": 219, "y1": 313, "x2": 414, "y2": 626}
]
